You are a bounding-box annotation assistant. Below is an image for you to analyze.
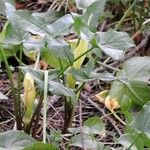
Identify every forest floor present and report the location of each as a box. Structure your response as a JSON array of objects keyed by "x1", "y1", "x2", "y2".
[{"x1": 0, "y1": 0, "x2": 149, "y2": 149}]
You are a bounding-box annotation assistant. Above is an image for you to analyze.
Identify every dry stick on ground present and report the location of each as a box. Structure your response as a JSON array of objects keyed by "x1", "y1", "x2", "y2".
[
  {"x1": 0, "y1": 106, "x2": 15, "y2": 125},
  {"x1": 96, "y1": 34, "x2": 150, "y2": 72},
  {"x1": 100, "y1": 21, "x2": 107, "y2": 32},
  {"x1": 111, "y1": 34, "x2": 150, "y2": 67},
  {"x1": 81, "y1": 93, "x2": 122, "y2": 136},
  {"x1": 47, "y1": 98, "x2": 64, "y2": 120}
]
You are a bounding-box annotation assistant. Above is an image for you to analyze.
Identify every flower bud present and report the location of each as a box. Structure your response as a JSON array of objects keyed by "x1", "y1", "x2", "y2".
[{"x1": 22, "y1": 72, "x2": 36, "y2": 124}]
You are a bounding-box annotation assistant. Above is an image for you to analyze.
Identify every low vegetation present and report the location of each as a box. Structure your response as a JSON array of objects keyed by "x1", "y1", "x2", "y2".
[{"x1": 0, "y1": 0, "x2": 150, "y2": 149}]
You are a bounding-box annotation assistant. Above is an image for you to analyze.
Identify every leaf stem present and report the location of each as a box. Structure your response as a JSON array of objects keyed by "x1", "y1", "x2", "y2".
[
  {"x1": 17, "y1": 46, "x2": 23, "y2": 128},
  {"x1": 14, "y1": 54, "x2": 26, "y2": 66},
  {"x1": 43, "y1": 70, "x2": 49, "y2": 143},
  {"x1": 110, "y1": 109, "x2": 126, "y2": 126},
  {"x1": 63, "y1": 97, "x2": 74, "y2": 133},
  {"x1": 34, "y1": 51, "x2": 41, "y2": 70},
  {"x1": 31, "y1": 92, "x2": 44, "y2": 137},
  {"x1": 62, "y1": 47, "x2": 93, "y2": 131},
  {"x1": 59, "y1": 58, "x2": 65, "y2": 85},
  {"x1": 0, "y1": 45, "x2": 21, "y2": 129},
  {"x1": 75, "y1": 83, "x2": 84, "y2": 94},
  {"x1": 58, "y1": 47, "x2": 94, "y2": 77}
]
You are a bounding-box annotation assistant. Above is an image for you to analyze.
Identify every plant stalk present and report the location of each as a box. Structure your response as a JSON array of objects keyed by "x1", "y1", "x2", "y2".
[
  {"x1": 62, "y1": 48, "x2": 94, "y2": 132},
  {"x1": 0, "y1": 45, "x2": 22, "y2": 129},
  {"x1": 63, "y1": 56, "x2": 98, "y2": 132},
  {"x1": 58, "y1": 47, "x2": 94, "y2": 77},
  {"x1": 43, "y1": 70, "x2": 49, "y2": 143},
  {"x1": 63, "y1": 89, "x2": 81, "y2": 133},
  {"x1": 17, "y1": 46, "x2": 23, "y2": 128},
  {"x1": 59, "y1": 58, "x2": 65, "y2": 85},
  {"x1": 34, "y1": 51, "x2": 40, "y2": 70},
  {"x1": 25, "y1": 92, "x2": 43, "y2": 135},
  {"x1": 110, "y1": 110, "x2": 126, "y2": 126},
  {"x1": 63, "y1": 97, "x2": 73, "y2": 133},
  {"x1": 115, "y1": 0, "x2": 137, "y2": 30}
]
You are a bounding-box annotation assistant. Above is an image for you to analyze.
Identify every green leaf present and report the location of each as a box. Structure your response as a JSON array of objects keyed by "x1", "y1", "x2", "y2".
[
  {"x1": 4, "y1": 23, "x2": 30, "y2": 45},
  {"x1": 5, "y1": 4, "x2": 73, "y2": 68},
  {"x1": 0, "y1": 22, "x2": 21, "y2": 63},
  {"x1": 23, "y1": 36, "x2": 45, "y2": 56},
  {"x1": 68, "y1": 126, "x2": 88, "y2": 134},
  {"x1": 21, "y1": 67, "x2": 76, "y2": 103},
  {"x1": 96, "y1": 29, "x2": 135, "y2": 60},
  {"x1": 5, "y1": 4, "x2": 30, "y2": 45},
  {"x1": 68, "y1": 60, "x2": 112, "y2": 83},
  {"x1": 5, "y1": 3, "x2": 51, "y2": 37},
  {"x1": 69, "y1": 68, "x2": 114, "y2": 82},
  {"x1": 75, "y1": 0, "x2": 97, "y2": 10},
  {"x1": 17, "y1": 35, "x2": 72, "y2": 69},
  {"x1": 118, "y1": 133, "x2": 144, "y2": 150},
  {"x1": 0, "y1": 22, "x2": 8, "y2": 63},
  {"x1": 126, "y1": 127, "x2": 150, "y2": 148},
  {"x1": 48, "y1": 80, "x2": 76, "y2": 101},
  {"x1": 41, "y1": 49, "x2": 69, "y2": 69},
  {"x1": 110, "y1": 57, "x2": 150, "y2": 106},
  {"x1": 84, "y1": 116, "x2": 105, "y2": 135},
  {"x1": 80, "y1": 27, "x2": 95, "y2": 41},
  {"x1": 93, "y1": 48, "x2": 102, "y2": 58},
  {"x1": 130, "y1": 101, "x2": 150, "y2": 139},
  {"x1": 82, "y1": 0, "x2": 106, "y2": 32},
  {"x1": 23, "y1": 36, "x2": 72, "y2": 69},
  {"x1": 0, "y1": 21, "x2": 9, "y2": 43},
  {"x1": 141, "y1": 134, "x2": 150, "y2": 148},
  {"x1": 74, "y1": 0, "x2": 106, "y2": 32},
  {"x1": 12, "y1": 11, "x2": 50, "y2": 37},
  {"x1": 73, "y1": 16, "x2": 86, "y2": 34},
  {"x1": 121, "y1": 95, "x2": 132, "y2": 111},
  {"x1": 69, "y1": 117, "x2": 105, "y2": 136},
  {"x1": 6, "y1": 4, "x2": 73, "y2": 38},
  {"x1": 124, "y1": 111, "x2": 135, "y2": 125},
  {"x1": 0, "y1": 45, "x2": 19, "y2": 64},
  {"x1": 73, "y1": 15, "x2": 95, "y2": 41},
  {"x1": 67, "y1": 39, "x2": 78, "y2": 51},
  {"x1": 23, "y1": 142, "x2": 58, "y2": 150},
  {"x1": 0, "y1": 130, "x2": 36, "y2": 150},
  {"x1": 46, "y1": 37, "x2": 73, "y2": 66},
  {"x1": 47, "y1": 14, "x2": 74, "y2": 37},
  {"x1": 83, "y1": 60, "x2": 95, "y2": 75},
  {"x1": 48, "y1": 130, "x2": 62, "y2": 146},
  {"x1": 23, "y1": 36, "x2": 45, "y2": 51},
  {"x1": 70, "y1": 134, "x2": 105, "y2": 150},
  {"x1": 0, "y1": 0, "x2": 15, "y2": 15},
  {"x1": 32, "y1": 11, "x2": 64, "y2": 24}
]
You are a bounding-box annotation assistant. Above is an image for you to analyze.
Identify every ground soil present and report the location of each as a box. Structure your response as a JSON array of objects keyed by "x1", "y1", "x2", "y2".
[{"x1": 0, "y1": 1, "x2": 149, "y2": 149}]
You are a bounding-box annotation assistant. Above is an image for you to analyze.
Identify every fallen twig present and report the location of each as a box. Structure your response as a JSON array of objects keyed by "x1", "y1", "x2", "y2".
[
  {"x1": 81, "y1": 93, "x2": 122, "y2": 136},
  {"x1": 96, "y1": 34, "x2": 150, "y2": 72}
]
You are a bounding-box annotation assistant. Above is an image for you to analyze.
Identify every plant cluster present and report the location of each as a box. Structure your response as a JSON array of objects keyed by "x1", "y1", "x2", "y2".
[{"x1": 0, "y1": 0, "x2": 150, "y2": 149}]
